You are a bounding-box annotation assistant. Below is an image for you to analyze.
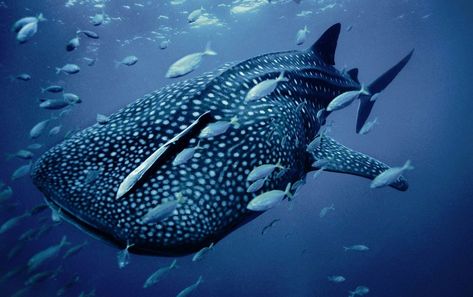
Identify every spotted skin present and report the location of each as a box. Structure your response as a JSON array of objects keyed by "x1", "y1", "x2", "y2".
[{"x1": 31, "y1": 24, "x2": 407, "y2": 255}]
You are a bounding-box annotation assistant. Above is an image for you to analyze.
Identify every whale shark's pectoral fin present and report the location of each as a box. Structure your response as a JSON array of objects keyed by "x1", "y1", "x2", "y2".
[
  {"x1": 309, "y1": 134, "x2": 408, "y2": 191},
  {"x1": 116, "y1": 111, "x2": 213, "y2": 199}
]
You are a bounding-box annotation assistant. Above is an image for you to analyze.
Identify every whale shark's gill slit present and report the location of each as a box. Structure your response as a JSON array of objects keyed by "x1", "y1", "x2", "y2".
[{"x1": 116, "y1": 111, "x2": 214, "y2": 200}]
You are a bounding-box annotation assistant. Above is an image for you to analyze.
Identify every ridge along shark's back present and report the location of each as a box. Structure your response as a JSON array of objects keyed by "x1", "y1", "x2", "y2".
[{"x1": 31, "y1": 23, "x2": 412, "y2": 255}]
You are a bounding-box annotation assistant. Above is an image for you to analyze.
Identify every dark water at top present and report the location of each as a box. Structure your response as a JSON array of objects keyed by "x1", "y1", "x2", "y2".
[{"x1": 0, "y1": 0, "x2": 472, "y2": 296}]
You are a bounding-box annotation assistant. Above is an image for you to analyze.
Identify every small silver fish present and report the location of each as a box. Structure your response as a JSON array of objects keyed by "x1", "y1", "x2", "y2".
[
  {"x1": 306, "y1": 135, "x2": 322, "y2": 153},
  {"x1": 188, "y1": 6, "x2": 205, "y2": 23},
  {"x1": 247, "y1": 161, "x2": 284, "y2": 182},
  {"x1": 139, "y1": 193, "x2": 184, "y2": 224},
  {"x1": 192, "y1": 242, "x2": 214, "y2": 262},
  {"x1": 56, "y1": 64, "x2": 80, "y2": 75},
  {"x1": 63, "y1": 241, "x2": 88, "y2": 259},
  {"x1": 90, "y1": 13, "x2": 104, "y2": 26},
  {"x1": 39, "y1": 99, "x2": 70, "y2": 110},
  {"x1": 28, "y1": 236, "x2": 69, "y2": 272},
  {"x1": 96, "y1": 113, "x2": 110, "y2": 124},
  {"x1": 159, "y1": 39, "x2": 170, "y2": 50},
  {"x1": 16, "y1": 14, "x2": 46, "y2": 43},
  {"x1": 15, "y1": 73, "x2": 31, "y2": 81},
  {"x1": 295, "y1": 25, "x2": 309, "y2": 45},
  {"x1": 349, "y1": 286, "x2": 370, "y2": 297},
  {"x1": 0, "y1": 186, "x2": 13, "y2": 202},
  {"x1": 50, "y1": 208, "x2": 61, "y2": 223},
  {"x1": 326, "y1": 88, "x2": 369, "y2": 112},
  {"x1": 370, "y1": 160, "x2": 413, "y2": 189},
  {"x1": 66, "y1": 36, "x2": 80, "y2": 51},
  {"x1": 245, "y1": 72, "x2": 288, "y2": 102},
  {"x1": 63, "y1": 93, "x2": 81, "y2": 104},
  {"x1": 312, "y1": 167, "x2": 326, "y2": 180},
  {"x1": 343, "y1": 244, "x2": 369, "y2": 252},
  {"x1": 24, "y1": 267, "x2": 61, "y2": 286},
  {"x1": 166, "y1": 42, "x2": 217, "y2": 78},
  {"x1": 117, "y1": 242, "x2": 134, "y2": 269},
  {"x1": 358, "y1": 117, "x2": 378, "y2": 135},
  {"x1": 143, "y1": 259, "x2": 178, "y2": 288},
  {"x1": 48, "y1": 125, "x2": 62, "y2": 136},
  {"x1": 246, "y1": 178, "x2": 266, "y2": 193},
  {"x1": 12, "y1": 13, "x2": 45, "y2": 33},
  {"x1": 0, "y1": 212, "x2": 30, "y2": 234},
  {"x1": 176, "y1": 276, "x2": 203, "y2": 297},
  {"x1": 312, "y1": 159, "x2": 331, "y2": 168},
  {"x1": 11, "y1": 163, "x2": 32, "y2": 180},
  {"x1": 247, "y1": 183, "x2": 292, "y2": 211},
  {"x1": 172, "y1": 141, "x2": 202, "y2": 166},
  {"x1": 199, "y1": 116, "x2": 238, "y2": 138},
  {"x1": 27, "y1": 143, "x2": 43, "y2": 150},
  {"x1": 116, "y1": 112, "x2": 211, "y2": 199},
  {"x1": 319, "y1": 203, "x2": 335, "y2": 218},
  {"x1": 6, "y1": 149, "x2": 34, "y2": 160},
  {"x1": 30, "y1": 119, "x2": 50, "y2": 139},
  {"x1": 41, "y1": 85, "x2": 63, "y2": 93},
  {"x1": 115, "y1": 55, "x2": 138, "y2": 67},
  {"x1": 77, "y1": 30, "x2": 99, "y2": 39},
  {"x1": 328, "y1": 275, "x2": 346, "y2": 283}
]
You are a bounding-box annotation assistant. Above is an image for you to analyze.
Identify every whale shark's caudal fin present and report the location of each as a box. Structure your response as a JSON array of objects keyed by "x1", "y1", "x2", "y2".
[
  {"x1": 356, "y1": 50, "x2": 414, "y2": 133},
  {"x1": 309, "y1": 23, "x2": 341, "y2": 65},
  {"x1": 308, "y1": 134, "x2": 408, "y2": 191}
]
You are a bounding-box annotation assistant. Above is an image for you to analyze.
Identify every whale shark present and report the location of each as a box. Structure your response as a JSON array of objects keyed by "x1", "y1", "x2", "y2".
[{"x1": 31, "y1": 23, "x2": 413, "y2": 255}]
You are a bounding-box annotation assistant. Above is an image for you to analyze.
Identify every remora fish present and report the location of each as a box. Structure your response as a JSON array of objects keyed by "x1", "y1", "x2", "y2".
[{"x1": 31, "y1": 24, "x2": 413, "y2": 255}]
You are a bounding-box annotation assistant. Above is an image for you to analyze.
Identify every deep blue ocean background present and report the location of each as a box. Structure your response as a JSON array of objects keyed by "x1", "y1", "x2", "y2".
[{"x1": 1, "y1": 0, "x2": 472, "y2": 296}]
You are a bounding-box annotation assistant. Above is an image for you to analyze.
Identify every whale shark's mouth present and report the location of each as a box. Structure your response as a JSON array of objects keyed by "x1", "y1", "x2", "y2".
[
  {"x1": 30, "y1": 148, "x2": 124, "y2": 248},
  {"x1": 43, "y1": 194, "x2": 124, "y2": 248}
]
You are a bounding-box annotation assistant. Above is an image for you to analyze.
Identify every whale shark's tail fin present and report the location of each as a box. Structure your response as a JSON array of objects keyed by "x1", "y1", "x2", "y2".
[
  {"x1": 308, "y1": 133, "x2": 408, "y2": 191},
  {"x1": 356, "y1": 50, "x2": 414, "y2": 133}
]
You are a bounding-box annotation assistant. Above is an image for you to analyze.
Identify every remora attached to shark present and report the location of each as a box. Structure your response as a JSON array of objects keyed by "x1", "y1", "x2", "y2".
[{"x1": 31, "y1": 23, "x2": 413, "y2": 255}]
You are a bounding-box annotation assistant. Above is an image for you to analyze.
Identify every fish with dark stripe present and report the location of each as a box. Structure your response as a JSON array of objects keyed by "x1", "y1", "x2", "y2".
[{"x1": 31, "y1": 23, "x2": 413, "y2": 255}]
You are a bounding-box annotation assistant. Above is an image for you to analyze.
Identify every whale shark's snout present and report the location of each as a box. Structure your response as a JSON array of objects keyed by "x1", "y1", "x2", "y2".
[{"x1": 31, "y1": 131, "x2": 122, "y2": 246}]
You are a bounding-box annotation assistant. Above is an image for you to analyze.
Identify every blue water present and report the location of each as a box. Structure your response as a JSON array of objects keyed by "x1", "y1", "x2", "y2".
[{"x1": 1, "y1": 0, "x2": 472, "y2": 296}]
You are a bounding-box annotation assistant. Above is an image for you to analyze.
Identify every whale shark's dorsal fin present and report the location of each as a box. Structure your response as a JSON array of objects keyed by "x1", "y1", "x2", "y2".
[
  {"x1": 347, "y1": 68, "x2": 359, "y2": 83},
  {"x1": 309, "y1": 23, "x2": 341, "y2": 66},
  {"x1": 308, "y1": 134, "x2": 408, "y2": 191}
]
